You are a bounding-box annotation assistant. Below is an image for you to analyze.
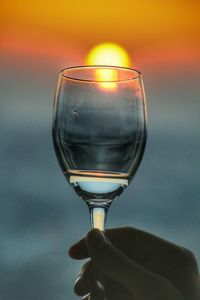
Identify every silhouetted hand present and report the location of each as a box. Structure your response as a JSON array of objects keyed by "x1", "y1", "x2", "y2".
[{"x1": 69, "y1": 227, "x2": 200, "y2": 300}]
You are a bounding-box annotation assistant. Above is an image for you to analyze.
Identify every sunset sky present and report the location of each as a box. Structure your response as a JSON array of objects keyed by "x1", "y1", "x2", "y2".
[{"x1": 1, "y1": 0, "x2": 200, "y2": 70}]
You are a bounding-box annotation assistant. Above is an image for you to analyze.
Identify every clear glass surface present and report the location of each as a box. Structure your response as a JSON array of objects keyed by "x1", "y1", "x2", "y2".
[{"x1": 52, "y1": 65, "x2": 147, "y2": 230}]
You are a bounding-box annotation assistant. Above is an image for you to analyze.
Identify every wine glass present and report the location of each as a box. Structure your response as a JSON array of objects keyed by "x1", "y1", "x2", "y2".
[{"x1": 52, "y1": 65, "x2": 147, "y2": 231}]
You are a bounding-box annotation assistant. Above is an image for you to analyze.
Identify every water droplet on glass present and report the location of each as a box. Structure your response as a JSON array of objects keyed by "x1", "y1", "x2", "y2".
[{"x1": 72, "y1": 110, "x2": 80, "y2": 118}]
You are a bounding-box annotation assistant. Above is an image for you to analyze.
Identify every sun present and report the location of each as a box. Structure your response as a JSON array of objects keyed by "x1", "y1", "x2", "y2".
[
  {"x1": 85, "y1": 42, "x2": 131, "y2": 90},
  {"x1": 85, "y1": 42, "x2": 131, "y2": 67}
]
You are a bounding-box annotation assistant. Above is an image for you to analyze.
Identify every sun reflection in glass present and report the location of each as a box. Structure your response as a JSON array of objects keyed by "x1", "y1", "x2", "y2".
[{"x1": 86, "y1": 42, "x2": 131, "y2": 90}]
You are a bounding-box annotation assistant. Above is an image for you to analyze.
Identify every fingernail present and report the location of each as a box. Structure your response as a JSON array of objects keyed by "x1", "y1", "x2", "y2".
[
  {"x1": 74, "y1": 274, "x2": 84, "y2": 296},
  {"x1": 95, "y1": 280, "x2": 104, "y2": 290},
  {"x1": 74, "y1": 274, "x2": 82, "y2": 286},
  {"x1": 92, "y1": 281, "x2": 106, "y2": 300},
  {"x1": 81, "y1": 293, "x2": 90, "y2": 300}
]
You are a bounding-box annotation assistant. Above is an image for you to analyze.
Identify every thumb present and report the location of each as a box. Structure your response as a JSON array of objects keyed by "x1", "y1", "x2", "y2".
[
  {"x1": 86, "y1": 228, "x2": 146, "y2": 290},
  {"x1": 86, "y1": 229, "x2": 183, "y2": 300}
]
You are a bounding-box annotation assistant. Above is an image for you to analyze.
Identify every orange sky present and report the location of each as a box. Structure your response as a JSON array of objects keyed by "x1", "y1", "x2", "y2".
[{"x1": 1, "y1": 0, "x2": 200, "y2": 68}]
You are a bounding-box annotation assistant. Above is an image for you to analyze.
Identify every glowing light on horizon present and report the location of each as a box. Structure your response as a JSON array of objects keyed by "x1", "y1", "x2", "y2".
[
  {"x1": 86, "y1": 42, "x2": 131, "y2": 66},
  {"x1": 85, "y1": 42, "x2": 131, "y2": 90}
]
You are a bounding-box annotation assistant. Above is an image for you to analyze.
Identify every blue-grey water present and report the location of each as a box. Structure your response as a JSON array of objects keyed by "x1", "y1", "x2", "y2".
[{"x1": 0, "y1": 57, "x2": 200, "y2": 299}]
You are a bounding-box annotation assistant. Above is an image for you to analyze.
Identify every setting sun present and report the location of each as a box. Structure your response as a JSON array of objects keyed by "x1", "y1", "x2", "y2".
[
  {"x1": 86, "y1": 42, "x2": 131, "y2": 67},
  {"x1": 85, "y1": 42, "x2": 131, "y2": 90}
]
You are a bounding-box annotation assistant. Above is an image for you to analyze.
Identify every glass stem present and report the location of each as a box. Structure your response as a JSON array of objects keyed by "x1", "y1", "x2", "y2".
[
  {"x1": 87, "y1": 201, "x2": 110, "y2": 300},
  {"x1": 87, "y1": 200, "x2": 111, "y2": 232}
]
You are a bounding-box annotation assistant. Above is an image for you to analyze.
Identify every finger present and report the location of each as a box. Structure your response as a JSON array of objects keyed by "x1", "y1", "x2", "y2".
[
  {"x1": 104, "y1": 277, "x2": 133, "y2": 300},
  {"x1": 91, "y1": 281, "x2": 106, "y2": 300},
  {"x1": 81, "y1": 284, "x2": 105, "y2": 300},
  {"x1": 75, "y1": 260, "x2": 106, "y2": 298},
  {"x1": 69, "y1": 236, "x2": 88, "y2": 259},
  {"x1": 74, "y1": 261, "x2": 94, "y2": 296},
  {"x1": 76, "y1": 279, "x2": 105, "y2": 300},
  {"x1": 69, "y1": 226, "x2": 182, "y2": 262},
  {"x1": 81, "y1": 293, "x2": 90, "y2": 300},
  {"x1": 69, "y1": 227, "x2": 130, "y2": 259},
  {"x1": 86, "y1": 229, "x2": 182, "y2": 300},
  {"x1": 76, "y1": 260, "x2": 133, "y2": 300}
]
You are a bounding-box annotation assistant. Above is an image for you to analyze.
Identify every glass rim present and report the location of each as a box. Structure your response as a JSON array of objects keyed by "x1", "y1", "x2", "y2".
[{"x1": 60, "y1": 65, "x2": 142, "y2": 83}]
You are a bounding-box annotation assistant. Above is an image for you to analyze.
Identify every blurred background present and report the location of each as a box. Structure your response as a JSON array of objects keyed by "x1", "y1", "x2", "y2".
[{"x1": 1, "y1": 1, "x2": 200, "y2": 299}]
